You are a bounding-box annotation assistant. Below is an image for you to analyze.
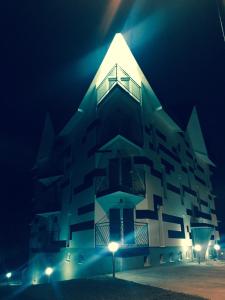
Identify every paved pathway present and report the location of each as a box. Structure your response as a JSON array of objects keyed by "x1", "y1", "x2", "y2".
[{"x1": 117, "y1": 261, "x2": 225, "y2": 300}]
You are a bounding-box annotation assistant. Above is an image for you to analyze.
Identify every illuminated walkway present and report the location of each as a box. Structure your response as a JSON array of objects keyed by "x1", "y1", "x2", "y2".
[{"x1": 117, "y1": 261, "x2": 225, "y2": 300}]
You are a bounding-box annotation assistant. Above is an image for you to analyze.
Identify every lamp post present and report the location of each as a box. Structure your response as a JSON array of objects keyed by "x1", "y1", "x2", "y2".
[
  {"x1": 214, "y1": 244, "x2": 221, "y2": 259},
  {"x1": 108, "y1": 242, "x2": 120, "y2": 279},
  {"x1": 6, "y1": 272, "x2": 12, "y2": 284},
  {"x1": 194, "y1": 244, "x2": 202, "y2": 264},
  {"x1": 6, "y1": 272, "x2": 12, "y2": 279},
  {"x1": 214, "y1": 244, "x2": 220, "y2": 251},
  {"x1": 45, "y1": 267, "x2": 54, "y2": 283}
]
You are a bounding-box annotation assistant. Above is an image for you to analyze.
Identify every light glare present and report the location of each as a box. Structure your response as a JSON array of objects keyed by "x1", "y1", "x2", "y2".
[
  {"x1": 108, "y1": 241, "x2": 120, "y2": 253},
  {"x1": 45, "y1": 267, "x2": 54, "y2": 276},
  {"x1": 214, "y1": 244, "x2": 220, "y2": 251},
  {"x1": 6, "y1": 272, "x2": 12, "y2": 279},
  {"x1": 194, "y1": 244, "x2": 202, "y2": 252}
]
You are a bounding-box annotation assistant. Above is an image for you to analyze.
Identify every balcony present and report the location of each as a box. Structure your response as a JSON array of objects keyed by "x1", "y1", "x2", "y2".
[
  {"x1": 33, "y1": 201, "x2": 61, "y2": 215},
  {"x1": 31, "y1": 240, "x2": 67, "y2": 253},
  {"x1": 34, "y1": 197, "x2": 61, "y2": 215},
  {"x1": 31, "y1": 231, "x2": 67, "y2": 253},
  {"x1": 34, "y1": 181, "x2": 61, "y2": 215},
  {"x1": 95, "y1": 221, "x2": 149, "y2": 249},
  {"x1": 96, "y1": 157, "x2": 145, "y2": 211},
  {"x1": 96, "y1": 174, "x2": 146, "y2": 197},
  {"x1": 96, "y1": 64, "x2": 141, "y2": 104}
]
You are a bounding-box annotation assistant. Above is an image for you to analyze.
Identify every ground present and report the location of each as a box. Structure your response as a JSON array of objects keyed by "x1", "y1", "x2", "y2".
[
  {"x1": 117, "y1": 261, "x2": 225, "y2": 300},
  {"x1": 1, "y1": 261, "x2": 225, "y2": 300},
  {"x1": 0, "y1": 278, "x2": 203, "y2": 300}
]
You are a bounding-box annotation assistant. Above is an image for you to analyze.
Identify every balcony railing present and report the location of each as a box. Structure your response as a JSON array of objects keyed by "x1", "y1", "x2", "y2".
[
  {"x1": 95, "y1": 221, "x2": 149, "y2": 248},
  {"x1": 96, "y1": 64, "x2": 141, "y2": 104},
  {"x1": 34, "y1": 200, "x2": 61, "y2": 215},
  {"x1": 96, "y1": 168, "x2": 146, "y2": 197},
  {"x1": 30, "y1": 231, "x2": 66, "y2": 253}
]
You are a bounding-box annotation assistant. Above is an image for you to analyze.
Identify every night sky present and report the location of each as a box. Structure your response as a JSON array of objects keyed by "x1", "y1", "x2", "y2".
[{"x1": 1, "y1": 0, "x2": 225, "y2": 269}]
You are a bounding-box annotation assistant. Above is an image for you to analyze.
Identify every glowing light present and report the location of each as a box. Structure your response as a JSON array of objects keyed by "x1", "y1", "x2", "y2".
[
  {"x1": 6, "y1": 272, "x2": 12, "y2": 279},
  {"x1": 45, "y1": 267, "x2": 54, "y2": 276},
  {"x1": 194, "y1": 244, "x2": 202, "y2": 252},
  {"x1": 214, "y1": 244, "x2": 221, "y2": 251},
  {"x1": 108, "y1": 242, "x2": 120, "y2": 253},
  {"x1": 156, "y1": 106, "x2": 163, "y2": 111},
  {"x1": 96, "y1": 33, "x2": 141, "y2": 87}
]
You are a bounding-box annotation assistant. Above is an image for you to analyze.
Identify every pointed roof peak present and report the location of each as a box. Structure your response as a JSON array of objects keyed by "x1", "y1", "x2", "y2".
[
  {"x1": 36, "y1": 113, "x2": 55, "y2": 162},
  {"x1": 186, "y1": 106, "x2": 207, "y2": 153},
  {"x1": 187, "y1": 106, "x2": 199, "y2": 128},
  {"x1": 96, "y1": 32, "x2": 141, "y2": 87},
  {"x1": 186, "y1": 106, "x2": 215, "y2": 166},
  {"x1": 59, "y1": 33, "x2": 164, "y2": 136},
  {"x1": 191, "y1": 105, "x2": 198, "y2": 115}
]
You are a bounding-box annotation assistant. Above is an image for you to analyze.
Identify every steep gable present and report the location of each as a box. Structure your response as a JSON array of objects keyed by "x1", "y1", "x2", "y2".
[{"x1": 186, "y1": 107, "x2": 215, "y2": 166}]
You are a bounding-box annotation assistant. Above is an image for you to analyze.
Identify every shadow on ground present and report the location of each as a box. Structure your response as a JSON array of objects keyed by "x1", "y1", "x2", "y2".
[{"x1": 0, "y1": 278, "x2": 205, "y2": 300}]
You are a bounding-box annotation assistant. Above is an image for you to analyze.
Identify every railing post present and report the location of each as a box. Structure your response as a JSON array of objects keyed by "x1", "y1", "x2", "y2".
[
  {"x1": 94, "y1": 223, "x2": 96, "y2": 248},
  {"x1": 115, "y1": 64, "x2": 117, "y2": 81},
  {"x1": 146, "y1": 223, "x2": 149, "y2": 247}
]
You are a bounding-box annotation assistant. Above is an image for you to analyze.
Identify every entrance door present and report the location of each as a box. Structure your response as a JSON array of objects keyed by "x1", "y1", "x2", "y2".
[
  {"x1": 109, "y1": 208, "x2": 134, "y2": 245},
  {"x1": 109, "y1": 208, "x2": 121, "y2": 242},
  {"x1": 123, "y1": 208, "x2": 135, "y2": 244}
]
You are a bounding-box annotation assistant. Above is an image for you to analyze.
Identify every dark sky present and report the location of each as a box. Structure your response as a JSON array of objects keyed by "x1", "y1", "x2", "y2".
[{"x1": 1, "y1": 0, "x2": 225, "y2": 269}]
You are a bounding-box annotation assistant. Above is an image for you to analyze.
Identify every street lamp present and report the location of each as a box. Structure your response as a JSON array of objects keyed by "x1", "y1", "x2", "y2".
[
  {"x1": 45, "y1": 267, "x2": 54, "y2": 282},
  {"x1": 6, "y1": 272, "x2": 12, "y2": 279},
  {"x1": 214, "y1": 244, "x2": 220, "y2": 251},
  {"x1": 194, "y1": 244, "x2": 202, "y2": 264},
  {"x1": 214, "y1": 244, "x2": 221, "y2": 260},
  {"x1": 108, "y1": 242, "x2": 120, "y2": 278},
  {"x1": 194, "y1": 244, "x2": 202, "y2": 252}
]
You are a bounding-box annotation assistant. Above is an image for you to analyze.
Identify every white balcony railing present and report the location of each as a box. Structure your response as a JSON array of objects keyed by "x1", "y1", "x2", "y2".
[
  {"x1": 96, "y1": 64, "x2": 141, "y2": 104},
  {"x1": 95, "y1": 221, "x2": 149, "y2": 248}
]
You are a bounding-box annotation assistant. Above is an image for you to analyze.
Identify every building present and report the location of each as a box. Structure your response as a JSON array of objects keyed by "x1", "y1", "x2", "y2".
[{"x1": 29, "y1": 33, "x2": 219, "y2": 283}]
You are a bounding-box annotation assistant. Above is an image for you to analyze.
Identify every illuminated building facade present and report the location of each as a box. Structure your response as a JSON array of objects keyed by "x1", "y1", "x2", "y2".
[{"x1": 29, "y1": 34, "x2": 219, "y2": 282}]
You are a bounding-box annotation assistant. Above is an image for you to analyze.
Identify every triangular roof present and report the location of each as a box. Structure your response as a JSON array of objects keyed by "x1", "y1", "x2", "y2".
[
  {"x1": 36, "y1": 113, "x2": 55, "y2": 162},
  {"x1": 186, "y1": 107, "x2": 215, "y2": 166},
  {"x1": 59, "y1": 33, "x2": 181, "y2": 136},
  {"x1": 95, "y1": 33, "x2": 142, "y2": 87}
]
